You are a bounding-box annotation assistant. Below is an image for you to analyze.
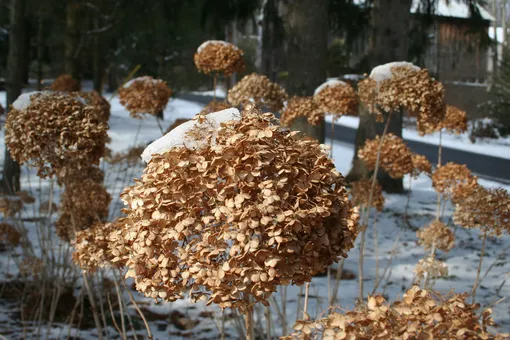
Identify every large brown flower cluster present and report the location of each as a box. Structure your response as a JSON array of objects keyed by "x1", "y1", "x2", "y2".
[
  {"x1": 417, "y1": 220, "x2": 455, "y2": 252},
  {"x1": 411, "y1": 153, "x2": 432, "y2": 177},
  {"x1": 0, "y1": 197, "x2": 23, "y2": 217},
  {"x1": 0, "y1": 222, "x2": 21, "y2": 248},
  {"x1": 194, "y1": 40, "x2": 245, "y2": 76},
  {"x1": 78, "y1": 91, "x2": 111, "y2": 122},
  {"x1": 72, "y1": 220, "x2": 119, "y2": 272},
  {"x1": 56, "y1": 178, "x2": 111, "y2": 241},
  {"x1": 432, "y1": 162, "x2": 478, "y2": 203},
  {"x1": 440, "y1": 105, "x2": 468, "y2": 134},
  {"x1": 110, "y1": 106, "x2": 359, "y2": 312},
  {"x1": 198, "y1": 100, "x2": 232, "y2": 116},
  {"x1": 284, "y1": 286, "x2": 504, "y2": 340},
  {"x1": 453, "y1": 186, "x2": 510, "y2": 237},
  {"x1": 350, "y1": 178, "x2": 385, "y2": 212},
  {"x1": 358, "y1": 133, "x2": 413, "y2": 179},
  {"x1": 5, "y1": 91, "x2": 108, "y2": 179},
  {"x1": 280, "y1": 97, "x2": 324, "y2": 127},
  {"x1": 314, "y1": 80, "x2": 358, "y2": 119},
  {"x1": 50, "y1": 74, "x2": 81, "y2": 92},
  {"x1": 227, "y1": 73, "x2": 288, "y2": 112},
  {"x1": 118, "y1": 76, "x2": 172, "y2": 118},
  {"x1": 358, "y1": 63, "x2": 445, "y2": 133}
]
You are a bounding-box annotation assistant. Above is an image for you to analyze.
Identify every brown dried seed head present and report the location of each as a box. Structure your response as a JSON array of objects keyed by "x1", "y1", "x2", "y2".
[
  {"x1": 350, "y1": 178, "x2": 385, "y2": 212},
  {"x1": 432, "y1": 162, "x2": 478, "y2": 203},
  {"x1": 49, "y1": 74, "x2": 81, "y2": 92},
  {"x1": 281, "y1": 97, "x2": 325, "y2": 127},
  {"x1": 77, "y1": 91, "x2": 111, "y2": 122},
  {"x1": 118, "y1": 76, "x2": 172, "y2": 118},
  {"x1": 411, "y1": 153, "x2": 432, "y2": 177},
  {"x1": 416, "y1": 220, "x2": 455, "y2": 252},
  {"x1": 0, "y1": 222, "x2": 22, "y2": 247},
  {"x1": 194, "y1": 40, "x2": 245, "y2": 76},
  {"x1": 0, "y1": 197, "x2": 24, "y2": 217},
  {"x1": 439, "y1": 105, "x2": 468, "y2": 134},
  {"x1": 228, "y1": 73, "x2": 288, "y2": 112},
  {"x1": 414, "y1": 255, "x2": 448, "y2": 281},
  {"x1": 314, "y1": 80, "x2": 358, "y2": 119}
]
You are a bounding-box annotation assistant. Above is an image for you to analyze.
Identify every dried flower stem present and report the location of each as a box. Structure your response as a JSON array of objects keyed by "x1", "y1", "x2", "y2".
[
  {"x1": 496, "y1": 271, "x2": 510, "y2": 296},
  {"x1": 472, "y1": 231, "x2": 487, "y2": 303},
  {"x1": 372, "y1": 232, "x2": 401, "y2": 295},
  {"x1": 156, "y1": 116, "x2": 165, "y2": 135},
  {"x1": 404, "y1": 176, "x2": 412, "y2": 226},
  {"x1": 81, "y1": 271, "x2": 104, "y2": 340},
  {"x1": 373, "y1": 212, "x2": 380, "y2": 284},
  {"x1": 107, "y1": 292, "x2": 124, "y2": 339},
  {"x1": 245, "y1": 294, "x2": 254, "y2": 340},
  {"x1": 281, "y1": 286, "x2": 287, "y2": 335},
  {"x1": 120, "y1": 275, "x2": 153, "y2": 339},
  {"x1": 435, "y1": 130, "x2": 443, "y2": 222},
  {"x1": 329, "y1": 258, "x2": 345, "y2": 308},
  {"x1": 213, "y1": 74, "x2": 218, "y2": 103},
  {"x1": 220, "y1": 310, "x2": 225, "y2": 340},
  {"x1": 303, "y1": 282, "x2": 311, "y2": 316},
  {"x1": 112, "y1": 271, "x2": 127, "y2": 338},
  {"x1": 265, "y1": 306, "x2": 271, "y2": 340}
]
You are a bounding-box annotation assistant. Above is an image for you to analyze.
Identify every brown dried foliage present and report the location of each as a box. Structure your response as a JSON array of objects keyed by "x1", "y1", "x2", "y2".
[
  {"x1": 15, "y1": 191, "x2": 35, "y2": 204},
  {"x1": 417, "y1": 220, "x2": 455, "y2": 252},
  {"x1": 5, "y1": 92, "x2": 108, "y2": 179},
  {"x1": 280, "y1": 97, "x2": 324, "y2": 127},
  {"x1": 118, "y1": 76, "x2": 172, "y2": 118},
  {"x1": 358, "y1": 133, "x2": 413, "y2": 179},
  {"x1": 0, "y1": 197, "x2": 23, "y2": 217},
  {"x1": 411, "y1": 153, "x2": 432, "y2": 177},
  {"x1": 440, "y1": 105, "x2": 468, "y2": 134},
  {"x1": 314, "y1": 83, "x2": 358, "y2": 119},
  {"x1": 57, "y1": 164, "x2": 105, "y2": 186},
  {"x1": 227, "y1": 73, "x2": 288, "y2": 112},
  {"x1": 358, "y1": 66, "x2": 445, "y2": 133},
  {"x1": 50, "y1": 74, "x2": 81, "y2": 92},
  {"x1": 284, "y1": 286, "x2": 506, "y2": 340},
  {"x1": 110, "y1": 106, "x2": 359, "y2": 312},
  {"x1": 0, "y1": 222, "x2": 21, "y2": 247},
  {"x1": 453, "y1": 186, "x2": 510, "y2": 237},
  {"x1": 194, "y1": 41, "x2": 245, "y2": 76},
  {"x1": 198, "y1": 101, "x2": 232, "y2": 116},
  {"x1": 77, "y1": 91, "x2": 111, "y2": 122},
  {"x1": 18, "y1": 256, "x2": 45, "y2": 278},
  {"x1": 350, "y1": 179, "x2": 385, "y2": 212},
  {"x1": 432, "y1": 162, "x2": 478, "y2": 204}
]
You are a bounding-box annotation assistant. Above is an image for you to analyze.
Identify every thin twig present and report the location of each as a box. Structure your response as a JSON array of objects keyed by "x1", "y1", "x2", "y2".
[
  {"x1": 472, "y1": 232, "x2": 488, "y2": 303},
  {"x1": 120, "y1": 275, "x2": 153, "y2": 339}
]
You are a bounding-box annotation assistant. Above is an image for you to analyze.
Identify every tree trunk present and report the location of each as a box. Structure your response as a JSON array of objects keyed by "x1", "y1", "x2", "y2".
[
  {"x1": 36, "y1": 14, "x2": 44, "y2": 91},
  {"x1": 92, "y1": 17, "x2": 105, "y2": 93},
  {"x1": 2, "y1": 0, "x2": 26, "y2": 194},
  {"x1": 346, "y1": 0, "x2": 412, "y2": 193},
  {"x1": 261, "y1": 0, "x2": 287, "y2": 82},
  {"x1": 282, "y1": 0, "x2": 328, "y2": 143},
  {"x1": 65, "y1": 2, "x2": 81, "y2": 81}
]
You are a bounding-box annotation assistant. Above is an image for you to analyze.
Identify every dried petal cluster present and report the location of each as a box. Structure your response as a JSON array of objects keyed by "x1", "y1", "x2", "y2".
[
  {"x1": 0, "y1": 197, "x2": 23, "y2": 217},
  {"x1": 432, "y1": 162, "x2": 478, "y2": 203},
  {"x1": 194, "y1": 40, "x2": 245, "y2": 76},
  {"x1": 50, "y1": 74, "x2": 80, "y2": 92},
  {"x1": 72, "y1": 220, "x2": 119, "y2": 272},
  {"x1": 350, "y1": 179, "x2": 385, "y2": 212},
  {"x1": 118, "y1": 76, "x2": 172, "y2": 118},
  {"x1": 453, "y1": 186, "x2": 510, "y2": 237},
  {"x1": 111, "y1": 106, "x2": 359, "y2": 312},
  {"x1": 78, "y1": 91, "x2": 111, "y2": 122},
  {"x1": 440, "y1": 105, "x2": 468, "y2": 134},
  {"x1": 417, "y1": 220, "x2": 455, "y2": 252},
  {"x1": 199, "y1": 101, "x2": 232, "y2": 116},
  {"x1": 314, "y1": 80, "x2": 358, "y2": 119},
  {"x1": 358, "y1": 64, "x2": 445, "y2": 133},
  {"x1": 414, "y1": 255, "x2": 448, "y2": 282},
  {"x1": 227, "y1": 73, "x2": 288, "y2": 112},
  {"x1": 358, "y1": 133, "x2": 413, "y2": 179},
  {"x1": 281, "y1": 97, "x2": 324, "y2": 127},
  {"x1": 0, "y1": 222, "x2": 21, "y2": 248},
  {"x1": 5, "y1": 91, "x2": 108, "y2": 179},
  {"x1": 411, "y1": 153, "x2": 432, "y2": 177},
  {"x1": 284, "y1": 285, "x2": 504, "y2": 340}
]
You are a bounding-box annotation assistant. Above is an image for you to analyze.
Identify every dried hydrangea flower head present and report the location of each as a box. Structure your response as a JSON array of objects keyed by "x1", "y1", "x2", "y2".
[
  {"x1": 284, "y1": 285, "x2": 504, "y2": 339},
  {"x1": 414, "y1": 255, "x2": 448, "y2": 282},
  {"x1": 313, "y1": 79, "x2": 358, "y2": 119},
  {"x1": 0, "y1": 197, "x2": 23, "y2": 217},
  {"x1": 350, "y1": 178, "x2": 385, "y2": 212},
  {"x1": 432, "y1": 162, "x2": 478, "y2": 204},
  {"x1": 118, "y1": 76, "x2": 172, "y2": 119},
  {"x1": 18, "y1": 256, "x2": 45, "y2": 278},
  {"x1": 198, "y1": 100, "x2": 232, "y2": 116},
  {"x1": 5, "y1": 91, "x2": 108, "y2": 179},
  {"x1": 227, "y1": 73, "x2": 288, "y2": 112},
  {"x1": 77, "y1": 91, "x2": 111, "y2": 122},
  {"x1": 56, "y1": 178, "x2": 111, "y2": 241},
  {"x1": 112, "y1": 105, "x2": 359, "y2": 312},
  {"x1": 194, "y1": 40, "x2": 245, "y2": 76},
  {"x1": 72, "y1": 220, "x2": 120, "y2": 272},
  {"x1": 454, "y1": 186, "x2": 510, "y2": 237},
  {"x1": 358, "y1": 133, "x2": 413, "y2": 179},
  {"x1": 417, "y1": 220, "x2": 455, "y2": 252},
  {"x1": 439, "y1": 105, "x2": 468, "y2": 134},
  {"x1": 50, "y1": 74, "x2": 81, "y2": 92},
  {"x1": 411, "y1": 153, "x2": 432, "y2": 178},
  {"x1": 358, "y1": 62, "x2": 445, "y2": 133},
  {"x1": 15, "y1": 191, "x2": 35, "y2": 204},
  {"x1": 0, "y1": 222, "x2": 22, "y2": 248},
  {"x1": 280, "y1": 97, "x2": 324, "y2": 127}
]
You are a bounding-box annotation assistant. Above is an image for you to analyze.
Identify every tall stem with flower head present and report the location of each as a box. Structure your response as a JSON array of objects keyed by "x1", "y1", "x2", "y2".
[{"x1": 472, "y1": 231, "x2": 487, "y2": 303}]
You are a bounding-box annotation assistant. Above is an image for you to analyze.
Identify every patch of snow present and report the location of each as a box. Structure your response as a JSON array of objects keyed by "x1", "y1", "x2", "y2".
[
  {"x1": 314, "y1": 79, "x2": 347, "y2": 96},
  {"x1": 123, "y1": 76, "x2": 162, "y2": 88},
  {"x1": 12, "y1": 92, "x2": 39, "y2": 110},
  {"x1": 197, "y1": 40, "x2": 237, "y2": 53},
  {"x1": 411, "y1": 0, "x2": 494, "y2": 21},
  {"x1": 141, "y1": 108, "x2": 241, "y2": 162},
  {"x1": 369, "y1": 62, "x2": 420, "y2": 83},
  {"x1": 489, "y1": 27, "x2": 505, "y2": 44}
]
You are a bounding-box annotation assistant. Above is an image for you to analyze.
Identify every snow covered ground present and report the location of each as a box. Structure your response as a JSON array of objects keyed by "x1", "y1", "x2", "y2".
[{"x1": 0, "y1": 92, "x2": 509, "y2": 338}]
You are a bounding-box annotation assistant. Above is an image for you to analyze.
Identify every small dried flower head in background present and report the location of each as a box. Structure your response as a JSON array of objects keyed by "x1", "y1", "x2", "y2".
[
  {"x1": 358, "y1": 133, "x2": 413, "y2": 179},
  {"x1": 432, "y1": 162, "x2": 478, "y2": 203},
  {"x1": 105, "y1": 146, "x2": 145, "y2": 167},
  {"x1": 358, "y1": 62, "x2": 445, "y2": 133},
  {"x1": 15, "y1": 191, "x2": 35, "y2": 204},
  {"x1": 198, "y1": 100, "x2": 232, "y2": 116},
  {"x1": 5, "y1": 91, "x2": 108, "y2": 179},
  {"x1": 313, "y1": 79, "x2": 358, "y2": 119},
  {"x1": 417, "y1": 220, "x2": 455, "y2": 252},
  {"x1": 118, "y1": 76, "x2": 172, "y2": 118},
  {"x1": 350, "y1": 178, "x2": 385, "y2": 212},
  {"x1": 49, "y1": 74, "x2": 80, "y2": 92},
  {"x1": 411, "y1": 153, "x2": 432, "y2": 177},
  {"x1": 194, "y1": 40, "x2": 245, "y2": 76},
  {"x1": 112, "y1": 105, "x2": 359, "y2": 311},
  {"x1": 453, "y1": 186, "x2": 510, "y2": 237},
  {"x1": 0, "y1": 197, "x2": 23, "y2": 217},
  {"x1": 280, "y1": 97, "x2": 324, "y2": 127},
  {"x1": 414, "y1": 255, "x2": 448, "y2": 282},
  {"x1": 18, "y1": 256, "x2": 45, "y2": 278},
  {"x1": 284, "y1": 285, "x2": 504, "y2": 339},
  {"x1": 0, "y1": 222, "x2": 22, "y2": 248},
  {"x1": 227, "y1": 73, "x2": 288, "y2": 112},
  {"x1": 439, "y1": 105, "x2": 468, "y2": 134},
  {"x1": 78, "y1": 91, "x2": 111, "y2": 122}
]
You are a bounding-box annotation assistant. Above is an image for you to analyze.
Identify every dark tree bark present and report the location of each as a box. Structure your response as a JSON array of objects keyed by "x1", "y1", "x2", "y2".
[
  {"x1": 282, "y1": 0, "x2": 329, "y2": 143},
  {"x1": 65, "y1": 2, "x2": 81, "y2": 81},
  {"x1": 92, "y1": 17, "x2": 105, "y2": 93},
  {"x1": 261, "y1": 0, "x2": 286, "y2": 82},
  {"x1": 2, "y1": 0, "x2": 26, "y2": 194},
  {"x1": 346, "y1": 0, "x2": 412, "y2": 193},
  {"x1": 36, "y1": 15, "x2": 44, "y2": 91}
]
